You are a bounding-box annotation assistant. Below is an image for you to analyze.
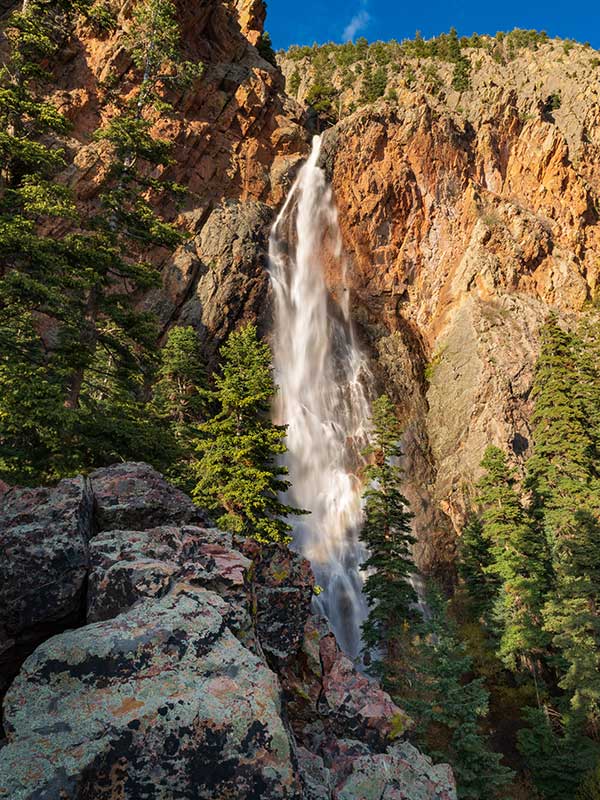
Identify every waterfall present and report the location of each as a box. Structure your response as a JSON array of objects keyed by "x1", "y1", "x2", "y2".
[{"x1": 268, "y1": 135, "x2": 372, "y2": 659}]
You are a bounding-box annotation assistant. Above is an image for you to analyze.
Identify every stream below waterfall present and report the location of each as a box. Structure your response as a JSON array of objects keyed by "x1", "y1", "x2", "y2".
[{"x1": 268, "y1": 135, "x2": 372, "y2": 659}]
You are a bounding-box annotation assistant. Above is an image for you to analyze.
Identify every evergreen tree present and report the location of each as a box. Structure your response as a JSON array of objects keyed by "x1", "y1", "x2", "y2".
[
  {"x1": 517, "y1": 707, "x2": 600, "y2": 800},
  {"x1": 257, "y1": 31, "x2": 277, "y2": 66},
  {"x1": 451, "y1": 55, "x2": 471, "y2": 91},
  {"x1": 153, "y1": 326, "x2": 208, "y2": 432},
  {"x1": 526, "y1": 315, "x2": 593, "y2": 511},
  {"x1": 306, "y1": 77, "x2": 337, "y2": 116},
  {"x1": 477, "y1": 446, "x2": 550, "y2": 677},
  {"x1": 457, "y1": 514, "x2": 497, "y2": 622},
  {"x1": 576, "y1": 759, "x2": 600, "y2": 800},
  {"x1": 360, "y1": 394, "x2": 418, "y2": 685},
  {"x1": 527, "y1": 315, "x2": 600, "y2": 726},
  {"x1": 152, "y1": 325, "x2": 208, "y2": 490},
  {"x1": 192, "y1": 323, "x2": 303, "y2": 544},
  {"x1": 288, "y1": 68, "x2": 301, "y2": 96},
  {"x1": 360, "y1": 61, "x2": 387, "y2": 103},
  {"x1": 0, "y1": 0, "x2": 91, "y2": 481},
  {"x1": 0, "y1": 0, "x2": 204, "y2": 483},
  {"x1": 406, "y1": 589, "x2": 515, "y2": 800}
]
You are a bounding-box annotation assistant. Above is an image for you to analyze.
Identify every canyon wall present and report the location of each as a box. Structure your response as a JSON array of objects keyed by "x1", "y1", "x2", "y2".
[
  {"x1": 45, "y1": 0, "x2": 308, "y2": 354},
  {"x1": 284, "y1": 41, "x2": 600, "y2": 572},
  {"x1": 35, "y1": 2, "x2": 600, "y2": 573}
]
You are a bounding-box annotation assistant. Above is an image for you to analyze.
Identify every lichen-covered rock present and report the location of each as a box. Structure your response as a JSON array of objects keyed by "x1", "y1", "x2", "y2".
[
  {"x1": 296, "y1": 746, "x2": 332, "y2": 800},
  {"x1": 320, "y1": 650, "x2": 411, "y2": 749},
  {"x1": 90, "y1": 462, "x2": 209, "y2": 531},
  {"x1": 282, "y1": 614, "x2": 411, "y2": 754},
  {"x1": 246, "y1": 541, "x2": 315, "y2": 664},
  {"x1": 332, "y1": 741, "x2": 457, "y2": 800},
  {"x1": 0, "y1": 586, "x2": 303, "y2": 800},
  {"x1": 87, "y1": 525, "x2": 251, "y2": 633},
  {"x1": 280, "y1": 615, "x2": 331, "y2": 737},
  {"x1": 0, "y1": 463, "x2": 455, "y2": 799},
  {"x1": 0, "y1": 477, "x2": 93, "y2": 695}
]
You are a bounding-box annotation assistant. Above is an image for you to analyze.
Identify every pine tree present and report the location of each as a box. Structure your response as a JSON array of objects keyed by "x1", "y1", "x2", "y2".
[
  {"x1": 543, "y1": 509, "x2": 600, "y2": 729},
  {"x1": 360, "y1": 61, "x2": 387, "y2": 104},
  {"x1": 191, "y1": 323, "x2": 303, "y2": 544},
  {"x1": 0, "y1": 0, "x2": 89, "y2": 481},
  {"x1": 151, "y1": 325, "x2": 208, "y2": 490},
  {"x1": 517, "y1": 707, "x2": 600, "y2": 800},
  {"x1": 451, "y1": 55, "x2": 471, "y2": 91},
  {"x1": 477, "y1": 446, "x2": 551, "y2": 677},
  {"x1": 576, "y1": 759, "x2": 600, "y2": 800},
  {"x1": 457, "y1": 514, "x2": 497, "y2": 622},
  {"x1": 0, "y1": 0, "x2": 206, "y2": 483},
  {"x1": 288, "y1": 68, "x2": 301, "y2": 96},
  {"x1": 526, "y1": 315, "x2": 593, "y2": 511},
  {"x1": 527, "y1": 315, "x2": 600, "y2": 727},
  {"x1": 406, "y1": 589, "x2": 515, "y2": 800},
  {"x1": 153, "y1": 326, "x2": 208, "y2": 432},
  {"x1": 360, "y1": 394, "x2": 418, "y2": 685},
  {"x1": 257, "y1": 31, "x2": 277, "y2": 66}
]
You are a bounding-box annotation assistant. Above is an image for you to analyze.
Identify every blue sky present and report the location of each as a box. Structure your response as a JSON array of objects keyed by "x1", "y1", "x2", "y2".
[{"x1": 265, "y1": 0, "x2": 600, "y2": 50}]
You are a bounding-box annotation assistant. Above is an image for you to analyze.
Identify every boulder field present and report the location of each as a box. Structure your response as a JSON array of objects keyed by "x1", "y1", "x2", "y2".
[{"x1": 0, "y1": 463, "x2": 456, "y2": 800}]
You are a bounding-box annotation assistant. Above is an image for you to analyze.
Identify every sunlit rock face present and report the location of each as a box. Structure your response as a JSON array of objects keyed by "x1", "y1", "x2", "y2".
[
  {"x1": 42, "y1": 0, "x2": 309, "y2": 354},
  {"x1": 32, "y1": 0, "x2": 600, "y2": 576},
  {"x1": 312, "y1": 81, "x2": 599, "y2": 574}
]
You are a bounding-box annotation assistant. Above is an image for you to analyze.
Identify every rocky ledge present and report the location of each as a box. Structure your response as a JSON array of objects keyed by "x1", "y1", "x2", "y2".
[{"x1": 0, "y1": 463, "x2": 455, "y2": 799}]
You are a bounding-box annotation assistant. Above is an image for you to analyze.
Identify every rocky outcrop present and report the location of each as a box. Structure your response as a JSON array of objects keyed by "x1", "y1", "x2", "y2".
[
  {"x1": 1, "y1": 587, "x2": 302, "y2": 800},
  {"x1": 0, "y1": 477, "x2": 93, "y2": 704},
  {"x1": 0, "y1": 463, "x2": 455, "y2": 800},
  {"x1": 244, "y1": 539, "x2": 315, "y2": 664},
  {"x1": 46, "y1": 0, "x2": 307, "y2": 355},
  {"x1": 90, "y1": 462, "x2": 208, "y2": 531},
  {"x1": 168, "y1": 200, "x2": 276, "y2": 354},
  {"x1": 331, "y1": 742, "x2": 456, "y2": 800}
]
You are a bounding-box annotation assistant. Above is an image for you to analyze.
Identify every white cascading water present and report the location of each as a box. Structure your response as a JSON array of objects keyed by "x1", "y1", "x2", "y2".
[{"x1": 268, "y1": 135, "x2": 372, "y2": 658}]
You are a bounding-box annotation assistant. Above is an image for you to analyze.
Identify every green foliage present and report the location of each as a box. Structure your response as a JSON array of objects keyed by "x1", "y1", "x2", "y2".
[
  {"x1": 306, "y1": 79, "x2": 338, "y2": 115},
  {"x1": 191, "y1": 324, "x2": 305, "y2": 544},
  {"x1": 257, "y1": 31, "x2": 277, "y2": 66},
  {"x1": 288, "y1": 68, "x2": 301, "y2": 96},
  {"x1": 359, "y1": 62, "x2": 387, "y2": 104},
  {"x1": 477, "y1": 446, "x2": 551, "y2": 675},
  {"x1": 543, "y1": 92, "x2": 561, "y2": 116},
  {"x1": 0, "y1": 0, "x2": 192, "y2": 483},
  {"x1": 577, "y1": 761, "x2": 600, "y2": 800},
  {"x1": 84, "y1": 1, "x2": 118, "y2": 34},
  {"x1": 452, "y1": 55, "x2": 471, "y2": 91},
  {"x1": 151, "y1": 325, "x2": 208, "y2": 490},
  {"x1": 525, "y1": 314, "x2": 600, "y2": 728},
  {"x1": 406, "y1": 588, "x2": 515, "y2": 800},
  {"x1": 517, "y1": 707, "x2": 600, "y2": 800},
  {"x1": 457, "y1": 515, "x2": 498, "y2": 620},
  {"x1": 153, "y1": 326, "x2": 208, "y2": 429},
  {"x1": 503, "y1": 28, "x2": 549, "y2": 52},
  {"x1": 360, "y1": 395, "x2": 417, "y2": 683}
]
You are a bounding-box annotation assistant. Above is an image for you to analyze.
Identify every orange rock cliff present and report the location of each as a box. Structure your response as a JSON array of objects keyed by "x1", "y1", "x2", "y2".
[{"x1": 32, "y1": 0, "x2": 600, "y2": 574}]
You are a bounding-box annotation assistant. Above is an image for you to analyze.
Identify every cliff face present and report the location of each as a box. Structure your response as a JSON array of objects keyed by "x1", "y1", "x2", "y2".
[
  {"x1": 296, "y1": 42, "x2": 600, "y2": 572},
  {"x1": 34, "y1": 4, "x2": 600, "y2": 571},
  {"x1": 48, "y1": 0, "x2": 308, "y2": 353}
]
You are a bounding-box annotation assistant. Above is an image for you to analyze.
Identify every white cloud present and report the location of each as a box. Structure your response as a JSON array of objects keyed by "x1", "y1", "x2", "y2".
[{"x1": 342, "y1": 6, "x2": 371, "y2": 41}]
